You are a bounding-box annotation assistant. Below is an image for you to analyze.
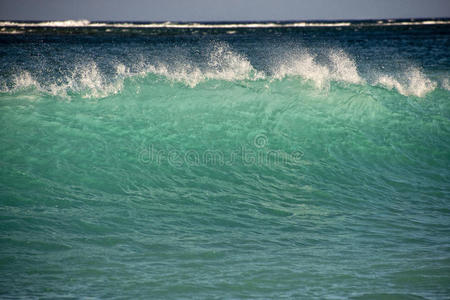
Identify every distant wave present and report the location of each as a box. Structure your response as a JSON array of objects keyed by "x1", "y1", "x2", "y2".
[{"x1": 0, "y1": 19, "x2": 449, "y2": 29}]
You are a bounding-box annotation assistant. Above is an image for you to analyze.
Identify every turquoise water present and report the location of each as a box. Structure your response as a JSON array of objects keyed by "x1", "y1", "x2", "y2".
[{"x1": 1, "y1": 20, "x2": 450, "y2": 299}]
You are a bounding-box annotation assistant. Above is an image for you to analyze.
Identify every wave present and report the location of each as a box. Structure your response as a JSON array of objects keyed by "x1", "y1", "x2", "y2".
[
  {"x1": 442, "y1": 78, "x2": 450, "y2": 91},
  {"x1": 273, "y1": 49, "x2": 363, "y2": 89},
  {"x1": 0, "y1": 44, "x2": 444, "y2": 99},
  {"x1": 142, "y1": 43, "x2": 264, "y2": 88},
  {"x1": 0, "y1": 20, "x2": 91, "y2": 27},
  {"x1": 0, "y1": 20, "x2": 351, "y2": 29},
  {"x1": 1, "y1": 19, "x2": 449, "y2": 29},
  {"x1": 374, "y1": 19, "x2": 450, "y2": 26},
  {"x1": 374, "y1": 68, "x2": 437, "y2": 97},
  {"x1": 7, "y1": 64, "x2": 124, "y2": 99}
]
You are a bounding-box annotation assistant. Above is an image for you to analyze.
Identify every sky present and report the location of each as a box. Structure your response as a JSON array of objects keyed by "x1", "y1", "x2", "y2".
[{"x1": 0, "y1": 0, "x2": 449, "y2": 22}]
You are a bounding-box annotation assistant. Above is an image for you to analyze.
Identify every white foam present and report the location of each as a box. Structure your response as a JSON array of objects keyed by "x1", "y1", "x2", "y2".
[
  {"x1": 3, "y1": 43, "x2": 262, "y2": 97},
  {"x1": 12, "y1": 71, "x2": 40, "y2": 90},
  {"x1": 274, "y1": 52, "x2": 330, "y2": 89},
  {"x1": 2, "y1": 44, "x2": 445, "y2": 99},
  {"x1": 273, "y1": 50, "x2": 362, "y2": 89},
  {"x1": 441, "y1": 78, "x2": 450, "y2": 91},
  {"x1": 3, "y1": 19, "x2": 447, "y2": 29},
  {"x1": 206, "y1": 43, "x2": 264, "y2": 80},
  {"x1": 0, "y1": 27, "x2": 24, "y2": 34},
  {"x1": 115, "y1": 63, "x2": 129, "y2": 76},
  {"x1": 7, "y1": 63, "x2": 125, "y2": 99},
  {"x1": 375, "y1": 68, "x2": 436, "y2": 97},
  {"x1": 0, "y1": 20, "x2": 352, "y2": 29},
  {"x1": 377, "y1": 20, "x2": 450, "y2": 26},
  {"x1": 142, "y1": 43, "x2": 264, "y2": 87},
  {"x1": 328, "y1": 50, "x2": 363, "y2": 84},
  {"x1": 0, "y1": 20, "x2": 91, "y2": 27}
]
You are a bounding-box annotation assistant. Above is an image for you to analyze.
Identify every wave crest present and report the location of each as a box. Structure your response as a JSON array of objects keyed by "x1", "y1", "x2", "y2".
[
  {"x1": 0, "y1": 43, "x2": 442, "y2": 99},
  {"x1": 141, "y1": 43, "x2": 264, "y2": 87},
  {"x1": 6, "y1": 63, "x2": 123, "y2": 99},
  {"x1": 1, "y1": 19, "x2": 449, "y2": 29},
  {"x1": 375, "y1": 68, "x2": 437, "y2": 97},
  {"x1": 273, "y1": 50, "x2": 363, "y2": 89}
]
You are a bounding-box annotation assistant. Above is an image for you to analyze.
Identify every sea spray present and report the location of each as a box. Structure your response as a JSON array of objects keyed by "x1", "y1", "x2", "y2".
[{"x1": 1, "y1": 43, "x2": 440, "y2": 98}]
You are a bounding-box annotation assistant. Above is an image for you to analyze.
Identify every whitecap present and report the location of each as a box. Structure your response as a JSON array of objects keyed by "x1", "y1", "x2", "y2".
[{"x1": 375, "y1": 67, "x2": 436, "y2": 97}]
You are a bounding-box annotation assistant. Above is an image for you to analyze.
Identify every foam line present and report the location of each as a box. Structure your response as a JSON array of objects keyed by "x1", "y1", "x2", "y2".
[{"x1": 1, "y1": 19, "x2": 449, "y2": 29}]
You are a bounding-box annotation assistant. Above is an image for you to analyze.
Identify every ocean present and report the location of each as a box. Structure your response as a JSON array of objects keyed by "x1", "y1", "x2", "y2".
[{"x1": 0, "y1": 19, "x2": 449, "y2": 299}]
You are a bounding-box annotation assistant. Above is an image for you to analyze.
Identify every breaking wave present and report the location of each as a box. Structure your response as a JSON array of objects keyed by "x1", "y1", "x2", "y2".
[
  {"x1": 0, "y1": 43, "x2": 444, "y2": 99},
  {"x1": 1, "y1": 19, "x2": 449, "y2": 29}
]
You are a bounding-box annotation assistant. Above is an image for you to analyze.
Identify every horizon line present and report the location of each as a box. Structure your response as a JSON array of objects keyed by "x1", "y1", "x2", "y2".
[{"x1": 1, "y1": 17, "x2": 450, "y2": 23}]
